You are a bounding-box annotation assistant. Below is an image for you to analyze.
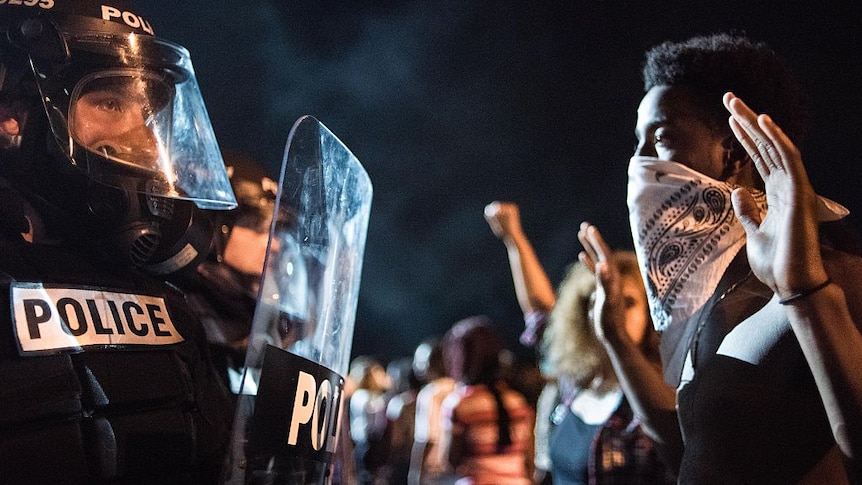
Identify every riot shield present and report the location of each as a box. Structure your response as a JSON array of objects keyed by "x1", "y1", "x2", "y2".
[{"x1": 221, "y1": 116, "x2": 373, "y2": 485}]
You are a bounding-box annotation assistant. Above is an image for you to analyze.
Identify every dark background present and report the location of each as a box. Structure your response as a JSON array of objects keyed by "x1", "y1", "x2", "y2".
[{"x1": 148, "y1": 2, "x2": 861, "y2": 365}]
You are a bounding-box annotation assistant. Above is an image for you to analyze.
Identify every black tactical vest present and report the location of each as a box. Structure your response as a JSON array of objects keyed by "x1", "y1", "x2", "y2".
[{"x1": 0, "y1": 234, "x2": 233, "y2": 484}]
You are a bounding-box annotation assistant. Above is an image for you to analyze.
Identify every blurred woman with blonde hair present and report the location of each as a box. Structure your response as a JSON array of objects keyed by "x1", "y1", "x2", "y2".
[{"x1": 486, "y1": 201, "x2": 673, "y2": 484}]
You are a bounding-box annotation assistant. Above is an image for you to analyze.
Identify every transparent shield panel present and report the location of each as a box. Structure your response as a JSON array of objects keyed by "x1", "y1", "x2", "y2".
[{"x1": 222, "y1": 116, "x2": 373, "y2": 484}]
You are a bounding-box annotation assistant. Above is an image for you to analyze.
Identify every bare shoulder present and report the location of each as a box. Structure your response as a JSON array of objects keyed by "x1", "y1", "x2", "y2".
[
  {"x1": 822, "y1": 245, "x2": 862, "y2": 288},
  {"x1": 822, "y1": 245, "x2": 862, "y2": 327}
]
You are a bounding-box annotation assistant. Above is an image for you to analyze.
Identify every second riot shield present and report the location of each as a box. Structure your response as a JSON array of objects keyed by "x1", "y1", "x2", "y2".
[{"x1": 222, "y1": 116, "x2": 373, "y2": 485}]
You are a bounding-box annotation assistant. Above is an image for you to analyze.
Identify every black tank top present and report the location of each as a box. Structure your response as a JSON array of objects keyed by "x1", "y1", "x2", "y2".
[{"x1": 674, "y1": 259, "x2": 835, "y2": 484}]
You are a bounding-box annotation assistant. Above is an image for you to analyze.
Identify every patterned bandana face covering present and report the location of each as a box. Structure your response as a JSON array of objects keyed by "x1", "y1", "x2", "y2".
[
  {"x1": 626, "y1": 156, "x2": 766, "y2": 332},
  {"x1": 626, "y1": 156, "x2": 849, "y2": 333}
]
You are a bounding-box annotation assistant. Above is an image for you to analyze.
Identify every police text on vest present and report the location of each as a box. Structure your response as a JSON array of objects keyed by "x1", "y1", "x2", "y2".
[{"x1": 11, "y1": 283, "x2": 184, "y2": 354}]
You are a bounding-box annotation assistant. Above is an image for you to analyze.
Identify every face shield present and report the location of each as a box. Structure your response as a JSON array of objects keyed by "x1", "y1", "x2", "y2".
[{"x1": 30, "y1": 30, "x2": 236, "y2": 210}]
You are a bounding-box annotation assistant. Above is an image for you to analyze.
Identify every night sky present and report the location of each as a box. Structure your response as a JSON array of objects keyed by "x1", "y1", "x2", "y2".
[{"x1": 147, "y1": 2, "x2": 861, "y2": 364}]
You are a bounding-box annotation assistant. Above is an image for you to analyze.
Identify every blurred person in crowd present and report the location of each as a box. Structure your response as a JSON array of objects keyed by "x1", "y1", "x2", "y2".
[
  {"x1": 487, "y1": 202, "x2": 675, "y2": 484},
  {"x1": 437, "y1": 316, "x2": 535, "y2": 485},
  {"x1": 350, "y1": 355, "x2": 393, "y2": 484},
  {"x1": 381, "y1": 357, "x2": 424, "y2": 484},
  {"x1": 409, "y1": 337, "x2": 456, "y2": 485}
]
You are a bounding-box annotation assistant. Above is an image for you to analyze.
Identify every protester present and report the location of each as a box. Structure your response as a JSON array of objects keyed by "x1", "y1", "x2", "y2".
[
  {"x1": 579, "y1": 33, "x2": 862, "y2": 483},
  {"x1": 382, "y1": 357, "x2": 423, "y2": 484},
  {"x1": 437, "y1": 316, "x2": 534, "y2": 485},
  {"x1": 409, "y1": 337, "x2": 456, "y2": 485},
  {"x1": 350, "y1": 355, "x2": 393, "y2": 484},
  {"x1": 487, "y1": 202, "x2": 675, "y2": 484}
]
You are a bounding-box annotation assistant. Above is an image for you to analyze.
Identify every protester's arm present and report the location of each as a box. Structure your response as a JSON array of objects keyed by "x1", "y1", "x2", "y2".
[
  {"x1": 578, "y1": 223, "x2": 682, "y2": 470},
  {"x1": 725, "y1": 92, "x2": 862, "y2": 463},
  {"x1": 437, "y1": 397, "x2": 463, "y2": 475},
  {"x1": 407, "y1": 440, "x2": 426, "y2": 485},
  {"x1": 485, "y1": 201, "x2": 556, "y2": 314},
  {"x1": 531, "y1": 384, "x2": 557, "y2": 483}
]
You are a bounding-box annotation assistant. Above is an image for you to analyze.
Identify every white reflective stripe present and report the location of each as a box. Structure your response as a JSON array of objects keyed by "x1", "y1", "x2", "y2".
[{"x1": 11, "y1": 284, "x2": 184, "y2": 353}]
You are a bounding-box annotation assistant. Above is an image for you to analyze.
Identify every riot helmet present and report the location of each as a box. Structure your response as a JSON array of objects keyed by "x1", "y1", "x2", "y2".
[
  {"x1": 211, "y1": 151, "x2": 280, "y2": 281},
  {"x1": 209, "y1": 152, "x2": 298, "y2": 300},
  {"x1": 0, "y1": 0, "x2": 236, "y2": 274}
]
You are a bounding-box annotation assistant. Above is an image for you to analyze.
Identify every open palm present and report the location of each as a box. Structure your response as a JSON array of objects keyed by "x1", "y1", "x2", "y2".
[{"x1": 724, "y1": 92, "x2": 828, "y2": 297}]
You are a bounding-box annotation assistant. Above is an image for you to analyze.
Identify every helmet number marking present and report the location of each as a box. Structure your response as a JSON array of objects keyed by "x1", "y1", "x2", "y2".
[{"x1": 0, "y1": 0, "x2": 55, "y2": 8}]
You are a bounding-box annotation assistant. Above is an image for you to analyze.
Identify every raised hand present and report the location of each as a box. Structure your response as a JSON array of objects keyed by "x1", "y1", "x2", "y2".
[
  {"x1": 723, "y1": 92, "x2": 828, "y2": 299},
  {"x1": 484, "y1": 201, "x2": 523, "y2": 240},
  {"x1": 577, "y1": 222, "x2": 627, "y2": 344}
]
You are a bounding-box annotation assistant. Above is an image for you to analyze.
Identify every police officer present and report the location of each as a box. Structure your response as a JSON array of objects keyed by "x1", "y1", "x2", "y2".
[
  {"x1": 1, "y1": 1, "x2": 237, "y2": 483},
  {"x1": 183, "y1": 151, "x2": 279, "y2": 393}
]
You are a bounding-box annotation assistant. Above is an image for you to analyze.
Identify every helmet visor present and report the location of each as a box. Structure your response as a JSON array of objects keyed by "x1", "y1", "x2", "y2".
[{"x1": 36, "y1": 33, "x2": 236, "y2": 210}]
